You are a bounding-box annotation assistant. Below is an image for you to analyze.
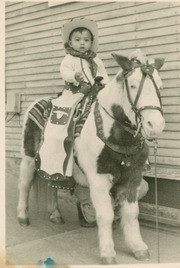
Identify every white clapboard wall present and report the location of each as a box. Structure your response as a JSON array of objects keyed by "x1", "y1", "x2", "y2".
[{"x1": 5, "y1": 1, "x2": 180, "y2": 169}]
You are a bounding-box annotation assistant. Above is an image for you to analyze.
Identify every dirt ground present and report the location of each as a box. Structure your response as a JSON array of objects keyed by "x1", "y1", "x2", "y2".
[{"x1": 5, "y1": 159, "x2": 180, "y2": 266}]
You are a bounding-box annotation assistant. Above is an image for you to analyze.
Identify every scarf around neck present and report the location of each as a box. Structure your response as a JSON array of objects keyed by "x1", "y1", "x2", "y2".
[{"x1": 64, "y1": 42, "x2": 98, "y2": 78}]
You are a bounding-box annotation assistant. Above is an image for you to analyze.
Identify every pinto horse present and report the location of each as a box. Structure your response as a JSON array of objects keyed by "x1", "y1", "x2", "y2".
[{"x1": 17, "y1": 50, "x2": 165, "y2": 264}]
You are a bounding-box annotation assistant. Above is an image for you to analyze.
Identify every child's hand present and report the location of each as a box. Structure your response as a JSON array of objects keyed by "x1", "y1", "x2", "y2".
[{"x1": 75, "y1": 72, "x2": 84, "y2": 82}]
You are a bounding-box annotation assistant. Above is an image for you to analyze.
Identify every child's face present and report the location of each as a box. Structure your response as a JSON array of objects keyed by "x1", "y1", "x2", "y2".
[{"x1": 69, "y1": 30, "x2": 93, "y2": 53}]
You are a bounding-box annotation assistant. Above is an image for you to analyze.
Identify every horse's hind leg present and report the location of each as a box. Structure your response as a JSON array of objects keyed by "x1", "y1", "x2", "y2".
[
  {"x1": 17, "y1": 155, "x2": 35, "y2": 226},
  {"x1": 17, "y1": 117, "x2": 40, "y2": 225},
  {"x1": 120, "y1": 200, "x2": 150, "y2": 261},
  {"x1": 17, "y1": 155, "x2": 64, "y2": 225}
]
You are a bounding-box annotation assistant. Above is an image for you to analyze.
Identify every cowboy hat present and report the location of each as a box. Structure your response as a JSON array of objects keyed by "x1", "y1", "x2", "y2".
[{"x1": 61, "y1": 17, "x2": 98, "y2": 52}]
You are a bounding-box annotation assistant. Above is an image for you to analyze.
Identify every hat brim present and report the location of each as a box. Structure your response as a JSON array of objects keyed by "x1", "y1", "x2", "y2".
[{"x1": 61, "y1": 18, "x2": 98, "y2": 52}]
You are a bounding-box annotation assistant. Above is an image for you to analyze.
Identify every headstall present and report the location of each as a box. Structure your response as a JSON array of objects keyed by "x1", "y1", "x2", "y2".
[
  {"x1": 124, "y1": 62, "x2": 163, "y2": 116},
  {"x1": 124, "y1": 61, "x2": 163, "y2": 137}
]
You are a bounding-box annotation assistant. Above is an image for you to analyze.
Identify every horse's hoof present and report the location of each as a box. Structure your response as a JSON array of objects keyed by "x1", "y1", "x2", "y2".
[
  {"x1": 101, "y1": 257, "x2": 117, "y2": 265},
  {"x1": 18, "y1": 217, "x2": 30, "y2": 226},
  {"x1": 50, "y1": 216, "x2": 65, "y2": 225},
  {"x1": 134, "y1": 249, "x2": 150, "y2": 261}
]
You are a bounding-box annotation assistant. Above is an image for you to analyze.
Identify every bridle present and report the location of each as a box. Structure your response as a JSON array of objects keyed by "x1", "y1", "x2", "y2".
[{"x1": 124, "y1": 61, "x2": 163, "y2": 137}]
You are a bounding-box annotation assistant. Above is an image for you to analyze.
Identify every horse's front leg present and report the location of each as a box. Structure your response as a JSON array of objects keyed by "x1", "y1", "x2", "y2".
[
  {"x1": 120, "y1": 199, "x2": 150, "y2": 261},
  {"x1": 89, "y1": 174, "x2": 116, "y2": 264},
  {"x1": 17, "y1": 155, "x2": 35, "y2": 226}
]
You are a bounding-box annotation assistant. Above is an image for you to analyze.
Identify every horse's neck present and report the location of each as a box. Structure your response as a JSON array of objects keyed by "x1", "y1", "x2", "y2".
[
  {"x1": 97, "y1": 73, "x2": 136, "y2": 125},
  {"x1": 97, "y1": 75, "x2": 122, "y2": 111}
]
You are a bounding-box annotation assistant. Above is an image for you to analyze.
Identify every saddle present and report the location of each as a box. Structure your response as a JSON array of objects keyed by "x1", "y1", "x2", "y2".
[{"x1": 28, "y1": 78, "x2": 104, "y2": 192}]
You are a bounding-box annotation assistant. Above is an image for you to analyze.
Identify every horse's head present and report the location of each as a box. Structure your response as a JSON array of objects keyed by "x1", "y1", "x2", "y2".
[{"x1": 111, "y1": 49, "x2": 165, "y2": 140}]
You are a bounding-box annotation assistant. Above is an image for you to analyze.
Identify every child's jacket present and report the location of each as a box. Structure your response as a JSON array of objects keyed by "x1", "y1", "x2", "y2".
[{"x1": 60, "y1": 54, "x2": 110, "y2": 89}]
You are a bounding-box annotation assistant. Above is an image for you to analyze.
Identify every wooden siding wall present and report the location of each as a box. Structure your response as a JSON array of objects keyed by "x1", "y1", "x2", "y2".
[{"x1": 5, "y1": 1, "x2": 180, "y2": 168}]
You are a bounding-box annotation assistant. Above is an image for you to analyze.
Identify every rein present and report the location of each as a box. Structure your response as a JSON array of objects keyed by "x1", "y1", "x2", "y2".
[
  {"x1": 154, "y1": 139, "x2": 160, "y2": 263},
  {"x1": 99, "y1": 103, "x2": 136, "y2": 137}
]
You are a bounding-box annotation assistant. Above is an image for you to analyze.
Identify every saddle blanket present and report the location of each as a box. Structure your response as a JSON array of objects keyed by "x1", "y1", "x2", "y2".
[
  {"x1": 38, "y1": 90, "x2": 84, "y2": 177},
  {"x1": 28, "y1": 98, "x2": 50, "y2": 130}
]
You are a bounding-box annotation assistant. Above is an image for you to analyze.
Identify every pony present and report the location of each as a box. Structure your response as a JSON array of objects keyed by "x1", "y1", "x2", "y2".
[{"x1": 17, "y1": 49, "x2": 165, "y2": 264}]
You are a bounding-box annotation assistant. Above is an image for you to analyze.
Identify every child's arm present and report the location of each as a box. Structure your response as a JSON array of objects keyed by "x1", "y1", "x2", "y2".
[{"x1": 60, "y1": 55, "x2": 80, "y2": 86}]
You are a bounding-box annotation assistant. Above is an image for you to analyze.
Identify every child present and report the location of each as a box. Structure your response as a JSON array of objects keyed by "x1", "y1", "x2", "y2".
[
  {"x1": 59, "y1": 17, "x2": 110, "y2": 227},
  {"x1": 36, "y1": 17, "x2": 110, "y2": 228},
  {"x1": 60, "y1": 17, "x2": 110, "y2": 95},
  {"x1": 38, "y1": 18, "x2": 109, "y2": 174}
]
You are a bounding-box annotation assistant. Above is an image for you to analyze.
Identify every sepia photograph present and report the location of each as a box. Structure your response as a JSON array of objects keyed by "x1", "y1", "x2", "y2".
[{"x1": 2, "y1": 0, "x2": 180, "y2": 266}]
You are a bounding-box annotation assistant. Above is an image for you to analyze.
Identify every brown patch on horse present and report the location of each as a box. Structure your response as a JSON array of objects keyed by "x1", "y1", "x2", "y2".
[
  {"x1": 23, "y1": 118, "x2": 41, "y2": 157},
  {"x1": 97, "y1": 104, "x2": 149, "y2": 203}
]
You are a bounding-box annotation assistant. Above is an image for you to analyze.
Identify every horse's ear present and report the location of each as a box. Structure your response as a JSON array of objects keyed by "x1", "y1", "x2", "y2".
[
  {"x1": 111, "y1": 53, "x2": 133, "y2": 72},
  {"x1": 154, "y1": 58, "x2": 165, "y2": 70}
]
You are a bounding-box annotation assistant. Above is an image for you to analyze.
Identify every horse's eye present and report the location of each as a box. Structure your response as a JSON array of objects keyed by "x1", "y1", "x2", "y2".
[{"x1": 130, "y1": 85, "x2": 136, "y2": 89}]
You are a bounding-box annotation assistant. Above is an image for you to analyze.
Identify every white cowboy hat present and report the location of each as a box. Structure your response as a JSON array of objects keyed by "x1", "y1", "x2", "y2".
[{"x1": 61, "y1": 17, "x2": 98, "y2": 52}]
